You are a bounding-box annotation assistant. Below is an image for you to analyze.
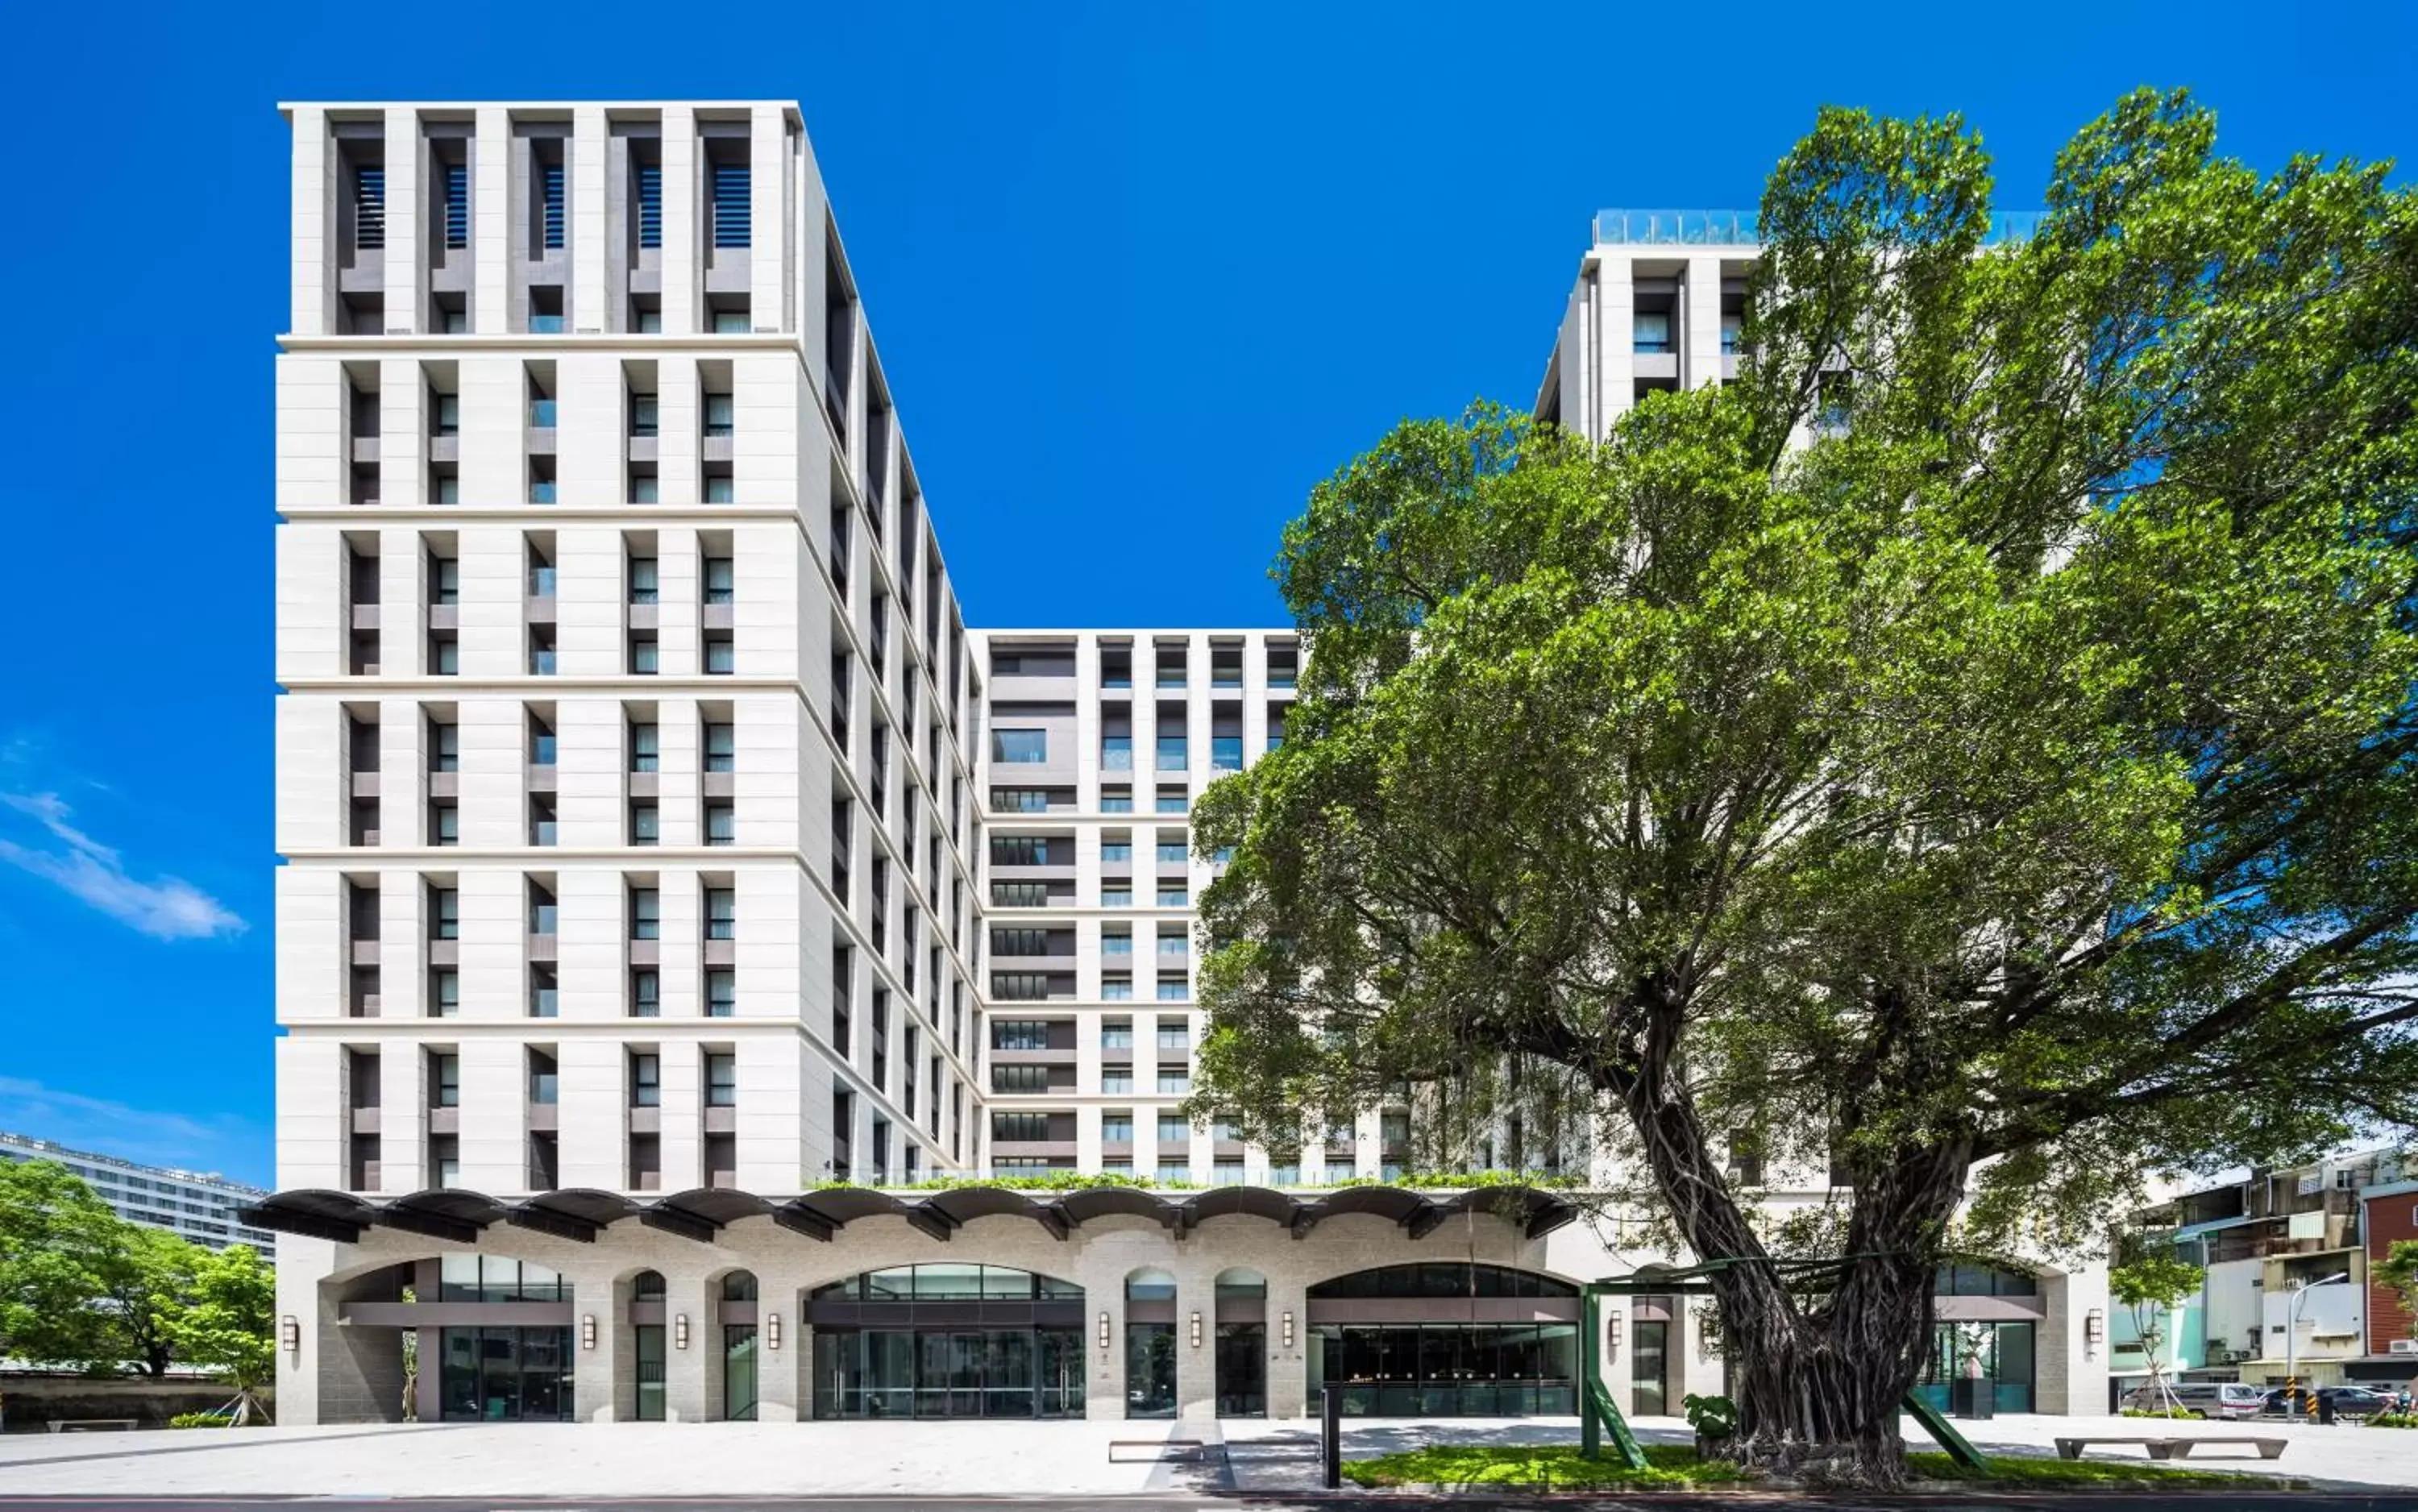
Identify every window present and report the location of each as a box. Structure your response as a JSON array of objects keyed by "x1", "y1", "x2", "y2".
[
  {"x1": 703, "y1": 392, "x2": 735, "y2": 438},
  {"x1": 705, "y1": 1052, "x2": 738, "y2": 1107},
  {"x1": 630, "y1": 887, "x2": 661, "y2": 941},
  {"x1": 430, "y1": 801, "x2": 459, "y2": 846},
  {"x1": 1101, "y1": 1115, "x2": 1133, "y2": 1142},
  {"x1": 432, "y1": 1053, "x2": 461, "y2": 1107},
  {"x1": 630, "y1": 722, "x2": 659, "y2": 773},
  {"x1": 704, "y1": 556, "x2": 735, "y2": 604},
  {"x1": 1633, "y1": 311, "x2": 1671, "y2": 354},
  {"x1": 1157, "y1": 1115, "x2": 1189, "y2": 1144},
  {"x1": 1720, "y1": 313, "x2": 1743, "y2": 355},
  {"x1": 625, "y1": 802, "x2": 659, "y2": 845},
  {"x1": 1157, "y1": 887, "x2": 1188, "y2": 908},
  {"x1": 1100, "y1": 886, "x2": 1133, "y2": 908},
  {"x1": 711, "y1": 163, "x2": 750, "y2": 248},
  {"x1": 991, "y1": 729, "x2": 1047, "y2": 764},
  {"x1": 1102, "y1": 734, "x2": 1132, "y2": 771},
  {"x1": 528, "y1": 717, "x2": 556, "y2": 767},
  {"x1": 442, "y1": 163, "x2": 468, "y2": 250},
  {"x1": 1100, "y1": 1070, "x2": 1133, "y2": 1094},
  {"x1": 991, "y1": 1065, "x2": 1048, "y2": 1094},
  {"x1": 528, "y1": 884, "x2": 558, "y2": 936},
  {"x1": 1156, "y1": 837, "x2": 1189, "y2": 865},
  {"x1": 1156, "y1": 980, "x2": 1190, "y2": 1001},
  {"x1": 1157, "y1": 1070, "x2": 1191, "y2": 1094},
  {"x1": 1100, "y1": 840, "x2": 1132, "y2": 864},
  {"x1": 352, "y1": 165, "x2": 385, "y2": 250},
  {"x1": 706, "y1": 967, "x2": 737, "y2": 1018},
  {"x1": 630, "y1": 1053, "x2": 662, "y2": 1107},
  {"x1": 630, "y1": 967, "x2": 660, "y2": 1018},
  {"x1": 990, "y1": 973, "x2": 1051, "y2": 1001},
  {"x1": 529, "y1": 794, "x2": 557, "y2": 846},
  {"x1": 1101, "y1": 929, "x2": 1133, "y2": 957},
  {"x1": 704, "y1": 476, "x2": 734, "y2": 503},
  {"x1": 991, "y1": 787, "x2": 1049, "y2": 812},
  {"x1": 1101, "y1": 974, "x2": 1134, "y2": 999},
  {"x1": 1101, "y1": 1020, "x2": 1133, "y2": 1049},
  {"x1": 529, "y1": 1049, "x2": 559, "y2": 1104},
  {"x1": 704, "y1": 802, "x2": 735, "y2": 845},
  {"x1": 430, "y1": 887, "x2": 459, "y2": 941},
  {"x1": 634, "y1": 164, "x2": 662, "y2": 250},
  {"x1": 1156, "y1": 736, "x2": 1188, "y2": 770},
  {"x1": 431, "y1": 556, "x2": 461, "y2": 606},
  {"x1": 704, "y1": 722, "x2": 735, "y2": 772},
  {"x1": 1211, "y1": 736, "x2": 1244, "y2": 773},
  {"x1": 528, "y1": 626, "x2": 557, "y2": 675},
  {"x1": 990, "y1": 836, "x2": 1052, "y2": 866},
  {"x1": 991, "y1": 1019, "x2": 1049, "y2": 1051},
  {"x1": 430, "y1": 968, "x2": 460, "y2": 1018},
  {"x1": 1156, "y1": 786, "x2": 1188, "y2": 814},
  {"x1": 1100, "y1": 787, "x2": 1132, "y2": 813},
  {"x1": 705, "y1": 887, "x2": 737, "y2": 940},
  {"x1": 629, "y1": 556, "x2": 659, "y2": 604},
  {"x1": 529, "y1": 965, "x2": 559, "y2": 1018},
  {"x1": 630, "y1": 634, "x2": 659, "y2": 675},
  {"x1": 704, "y1": 636, "x2": 735, "y2": 675},
  {"x1": 1157, "y1": 1023, "x2": 1190, "y2": 1049},
  {"x1": 992, "y1": 1111, "x2": 1050, "y2": 1142},
  {"x1": 431, "y1": 392, "x2": 460, "y2": 438}
]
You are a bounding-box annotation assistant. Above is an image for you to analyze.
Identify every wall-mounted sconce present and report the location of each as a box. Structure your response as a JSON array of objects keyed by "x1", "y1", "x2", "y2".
[
  {"x1": 580, "y1": 1314, "x2": 597, "y2": 1351},
  {"x1": 1281, "y1": 1311, "x2": 1295, "y2": 1351},
  {"x1": 674, "y1": 1313, "x2": 691, "y2": 1351},
  {"x1": 1606, "y1": 1310, "x2": 1623, "y2": 1352},
  {"x1": 767, "y1": 1312, "x2": 782, "y2": 1352},
  {"x1": 1097, "y1": 1311, "x2": 1111, "y2": 1349},
  {"x1": 1189, "y1": 1311, "x2": 1203, "y2": 1349},
  {"x1": 280, "y1": 1315, "x2": 300, "y2": 1354},
  {"x1": 2085, "y1": 1307, "x2": 2105, "y2": 1357}
]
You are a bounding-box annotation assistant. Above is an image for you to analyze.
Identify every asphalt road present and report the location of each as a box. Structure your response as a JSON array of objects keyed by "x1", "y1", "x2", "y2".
[{"x1": 10, "y1": 1497, "x2": 2418, "y2": 1512}]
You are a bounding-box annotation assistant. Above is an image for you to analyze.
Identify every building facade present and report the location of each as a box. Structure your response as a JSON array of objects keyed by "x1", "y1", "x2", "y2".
[
  {"x1": 0, "y1": 1131, "x2": 276, "y2": 1260},
  {"x1": 256, "y1": 112, "x2": 2106, "y2": 1427}
]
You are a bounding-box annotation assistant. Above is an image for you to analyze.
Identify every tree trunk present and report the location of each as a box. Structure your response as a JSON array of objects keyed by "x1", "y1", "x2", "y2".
[{"x1": 1617, "y1": 1012, "x2": 1971, "y2": 1489}]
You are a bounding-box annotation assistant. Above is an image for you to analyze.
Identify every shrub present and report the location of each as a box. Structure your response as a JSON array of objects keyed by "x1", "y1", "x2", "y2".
[
  {"x1": 1684, "y1": 1393, "x2": 1740, "y2": 1439},
  {"x1": 2121, "y1": 1407, "x2": 2198, "y2": 1419},
  {"x1": 168, "y1": 1411, "x2": 234, "y2": 1430},
  {"x1": 2367, "y1": 1412, "x2": 2418, "y2": 1429}
]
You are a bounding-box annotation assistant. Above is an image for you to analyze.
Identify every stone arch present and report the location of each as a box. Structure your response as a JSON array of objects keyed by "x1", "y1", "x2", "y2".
[{"x1": 704, "y1": 1266, "x2": 762, "y2": 1421}]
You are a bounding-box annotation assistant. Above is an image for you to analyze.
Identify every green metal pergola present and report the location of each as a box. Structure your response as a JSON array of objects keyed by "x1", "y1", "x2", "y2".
[{"x1": 1578, "y1": 1257, "x2": 1987, "y2": 1471}]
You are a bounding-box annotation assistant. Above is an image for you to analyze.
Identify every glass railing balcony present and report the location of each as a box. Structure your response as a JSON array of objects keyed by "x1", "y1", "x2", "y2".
[
  {"x1": 530, "y1": 315, "x2": 564, "y2": 334},
  {"x1": 529, "y1": 400, "x2": 558, "y2": 427},
  {"x1": 529, "y1": 906, "x2": 559, "y2": 934},
  {"x1": 527, "y1": 567, "x2": 557, "y2": 596},
  {"x1": 1155, "y1": 740, "x2": 1188, "y2": 769},
  {"x1": 529, "y1": 481, "x2": 557, "y2": 505},
  {"x1": 529, "y1": 650, "x2": 556, "y2": 675},
  {"x1": 1593, "y1": 206, "x2": 2045, "y2": 247},
  {"x1": 530, "y1": 821, "x2": 558, "y2": 845},
  {"x1": 1102, "y1": 741, "x2": 1133, "y2": 771},
  {"x1": 1211, "y1": 738, "x2": 1244, "y2": 773}
]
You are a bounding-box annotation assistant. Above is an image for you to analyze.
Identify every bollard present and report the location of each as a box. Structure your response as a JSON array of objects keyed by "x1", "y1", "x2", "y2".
[
  {"x1": 1323, "y1": 1382, "x2": 1343, "y2": 1489},
  {"x1": 2318, "y1": 1393, "x2": 2336, "y2": 1427}
]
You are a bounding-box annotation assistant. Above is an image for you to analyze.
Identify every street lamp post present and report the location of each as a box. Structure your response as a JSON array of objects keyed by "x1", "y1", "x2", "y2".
[{"x1": 2286, "y1": 1271, "x2": 2351, "y2": 1415}]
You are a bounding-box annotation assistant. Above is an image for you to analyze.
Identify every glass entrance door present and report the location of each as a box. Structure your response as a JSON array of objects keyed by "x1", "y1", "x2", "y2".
[
  {"x1": 1216, "y1": 1323, "x2": 1266, "y2": 1417},
  {"x1": 1126, "y1": 1323, "x2": 1178, "y2": 1418},
  {"x1": 1631, "y1": 1320, "x2": 1669, "y2": 1417},
  {"x1": 723, "y1": 1324, "x2": 759, "y2": 1420}
]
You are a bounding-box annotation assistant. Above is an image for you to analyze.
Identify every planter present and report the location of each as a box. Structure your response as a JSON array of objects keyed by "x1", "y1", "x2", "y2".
[{"x1": 1950, "y1": 1377, "x2": 1996, "y2": 1420}]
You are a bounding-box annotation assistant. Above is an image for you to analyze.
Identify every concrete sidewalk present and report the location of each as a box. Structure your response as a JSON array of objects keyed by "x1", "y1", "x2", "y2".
[{"x1": 2, "y1": 1412, "x2": 2416, "y2": 1497}]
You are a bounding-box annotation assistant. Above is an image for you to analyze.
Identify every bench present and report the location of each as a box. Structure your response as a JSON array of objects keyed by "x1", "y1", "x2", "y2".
[
  {"x1": 1108, "y1": 1438, "x2": 1210, "y2": 1464},
  {"x1": 47, "y1": 1419, "x2": 140, "y2": 1433},
  {"x1": 2055, "y1": 1435, "x2": 2287, "y2": 1462}
]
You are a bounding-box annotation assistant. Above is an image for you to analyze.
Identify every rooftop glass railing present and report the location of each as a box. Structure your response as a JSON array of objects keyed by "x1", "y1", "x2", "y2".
[{"x1": 1592, "y1": 208, "x2": 2045, "y2": 247}]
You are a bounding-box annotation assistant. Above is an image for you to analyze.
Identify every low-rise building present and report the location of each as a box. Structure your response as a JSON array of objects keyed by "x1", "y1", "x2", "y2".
[{"x1": 0, "y1": 1131, "x2": 276, "y2": 1261}]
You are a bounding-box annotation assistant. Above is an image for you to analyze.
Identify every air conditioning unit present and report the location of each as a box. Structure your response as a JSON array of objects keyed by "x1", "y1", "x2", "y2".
[{"x1": 2387, "y1": 1339, "x2": 2418, "y2": 1356}]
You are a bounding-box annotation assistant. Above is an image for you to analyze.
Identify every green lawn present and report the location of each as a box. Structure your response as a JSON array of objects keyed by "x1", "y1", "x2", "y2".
[
  {"x1": 1340, "y1": 1442, "x2": 1751, "y2": 1489},
  {"x1": 1339, "y1": 1443, "x2": 2299, "y2": 1491}
]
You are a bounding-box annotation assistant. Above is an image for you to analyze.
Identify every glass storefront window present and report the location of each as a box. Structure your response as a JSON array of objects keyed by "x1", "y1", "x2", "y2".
[
  {"x1": 1307, "y1": 1322, "x2": 1578, "y2": 1417},
  {"x1": 438, "y1": 1327, "x2": 575, "y2": 1422},
  {"x1": 812, "y1": 1327, "x2": 1083, "y2": 1419},
  {"x1": 437, "y1": 1254, "x2": 567, "y2": 1304},
  {"x1": 1126, "y1": 1323, "x2": 1178, "y2": 1419},
  {"x1": 1915, "y1": 1320, "x2": 2037, "y2": 1414}
]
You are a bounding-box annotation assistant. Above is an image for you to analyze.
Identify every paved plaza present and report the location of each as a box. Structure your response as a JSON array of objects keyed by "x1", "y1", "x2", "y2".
[{"x1": 8, "y1": 1413, "x2": 2418, "y2": 1499}]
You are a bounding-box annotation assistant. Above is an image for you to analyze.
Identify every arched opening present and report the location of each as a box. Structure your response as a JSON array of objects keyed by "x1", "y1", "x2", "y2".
[
  {"x1": 1919, "y1": 1262, "x2": 2044, "y2": 1414},
  {"x1": 719, "y1": 1269, "x2": 760, "y2": 1421},
  {"x1": 1305, "y1": 1263, "x2": 1581, "y2": 1417},
  {"x1": 1214, "y1": 1269, "x2": 1268, "y2": 1418},
  {"x1": 628, "y1": 1270, "x2": 667, "y2": 1421},
  {"x1": 1125, "y1": 1268, "x2": 1179, "y2": 1420},
  {"x1": 805, "y1": 1264, "x2": 1083, "y2": 1420}
]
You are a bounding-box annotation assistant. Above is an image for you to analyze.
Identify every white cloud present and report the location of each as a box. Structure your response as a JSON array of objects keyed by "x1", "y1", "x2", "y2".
[
  {"x1": 0, "y1": 791, "x2": 245, "y2": 941},
  {"x1": 0, "y1": 1075, "x2": 267, "y2": 1186}
]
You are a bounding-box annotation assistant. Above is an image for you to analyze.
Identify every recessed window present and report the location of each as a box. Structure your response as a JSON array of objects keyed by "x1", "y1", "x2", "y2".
[
  {"x1": 630, "y1": 1052, "x2": 661, "y2": 1107},
  {"x1": 705, "y1": 888, "x2": 737, "y2": 941},
  {"x1": 704, "y1": 393, "x2": 734, "y2": 438},
  {"x1": 630, "y1": 967, "x2": 660, "y2": 1018},
  {"x1": 704, "y1": 635, "x2": 735, "y2": 675},
  {"x1": 704, "y1": 722, "x2": 736, "y2": 772},
  {"x1": 704, "y1": 476, "x2": 735, "y2": 504},
  {"x1": 630, "y1": 802, "x2": 660, "y2": 845},
  {"x1": 629, "y1": 557, "x2": 659, "y2": 604},
  {"x1": 630, "y1": 634, "x2": 659, "y2": 675},
  {"x1": 991, "y1": 729, "x2": 1047, "y2": 764},
  {"x1": 630, "y1": 722, "x2": 659, "y2": 773},
  {"x1": 529, "y1": 965, "x2": 559, "y2": 1019},
  {"x1": 706, "y1": 968, "x2": 737, "y2": 1018},
  {"x1": 704, "y1": 802, "x2": 735, "y2": 846},
  {"x1": 430, "y1": 887, "x2": 460, "y2": 941},
  {"x1": 706, "y1": 1052, "x2": 738, "y2": 1107},
  {"x1": 704, "y1": 556, "x2": 735, "y2": 604},
  {"x1": 629, "y1": 887, "x2": 661, "y2": 941}
]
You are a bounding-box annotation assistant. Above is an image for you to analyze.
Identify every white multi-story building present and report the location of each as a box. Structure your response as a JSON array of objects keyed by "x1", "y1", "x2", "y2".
[
  {"x1": 256, "y1": 122, "x2": 2107, "y2": 1430},
  {"x1": 0, "y1": 1131, "x2": 276, "y2": 1259}
]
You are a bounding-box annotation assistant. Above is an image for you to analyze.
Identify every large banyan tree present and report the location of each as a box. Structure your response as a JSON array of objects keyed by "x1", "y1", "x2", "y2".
[{"x1": 1187, "y1": 90, "x2": 2418, "y2": 1484}]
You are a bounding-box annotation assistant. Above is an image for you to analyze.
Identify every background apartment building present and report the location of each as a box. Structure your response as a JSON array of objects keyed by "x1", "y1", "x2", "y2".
[{"x1": 0, "y1": 1132, "x2": 276, "y2": 1259}]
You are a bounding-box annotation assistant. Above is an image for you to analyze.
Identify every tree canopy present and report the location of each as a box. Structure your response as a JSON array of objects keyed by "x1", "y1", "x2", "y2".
[{"x1": 1190, "y1": 88, "x2": 2418, "y2": 1482}]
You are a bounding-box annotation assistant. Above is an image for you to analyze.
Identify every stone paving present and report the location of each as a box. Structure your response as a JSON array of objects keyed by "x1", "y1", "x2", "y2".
[{"x1": 4, "y1": 1412, "x2": 2418, "y2": 1497}]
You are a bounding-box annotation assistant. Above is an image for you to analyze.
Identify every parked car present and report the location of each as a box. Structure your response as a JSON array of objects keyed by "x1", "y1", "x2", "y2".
[
  {"x1": 2259, "y1": 1385, "x2": 2399, "y2": 1418},
  {"x1": 2124, "y1": 1381, "x2": 2268, "y2": 1419}
]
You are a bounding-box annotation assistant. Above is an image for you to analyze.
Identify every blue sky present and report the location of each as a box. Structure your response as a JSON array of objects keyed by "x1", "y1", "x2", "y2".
[{"x1": 0, "y1": 2, "x2": 2409, "y2": 1188}]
